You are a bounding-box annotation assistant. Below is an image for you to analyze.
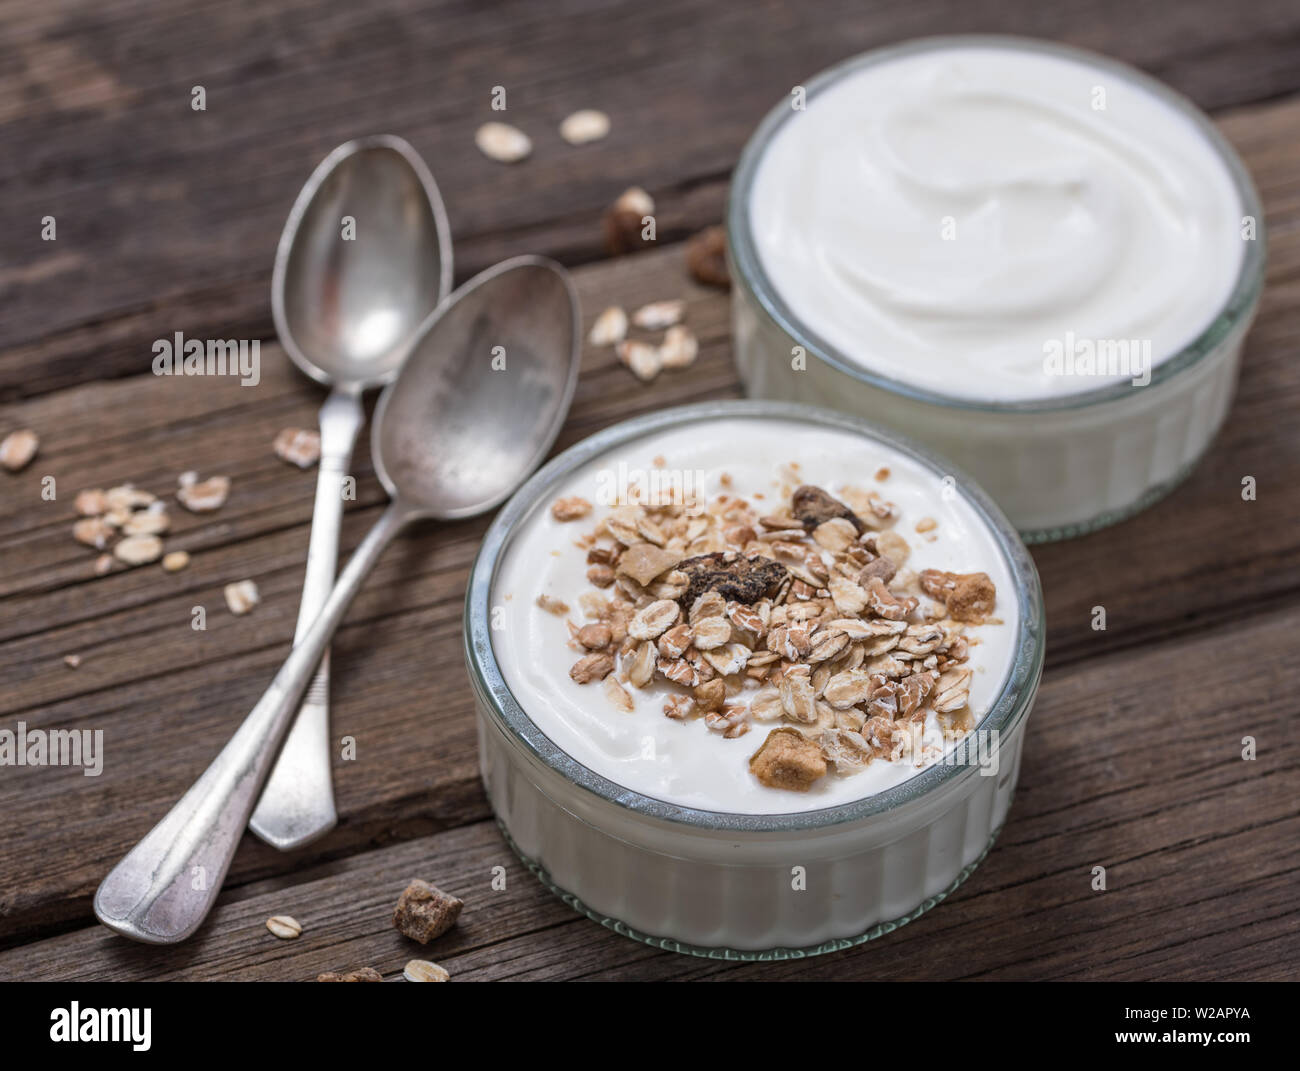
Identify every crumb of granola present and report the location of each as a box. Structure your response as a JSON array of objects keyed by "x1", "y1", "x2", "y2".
[
  {"x1": 536, "y1": 593, "x2": 569, "y2": 616},
  {"x1": 63, "y1": 654, "x2": 81, "y2": 669},
  {"x1": 915, "y1": 516, "x2": 937, "y2": 533},
  {"x1": 791, "y1": 484, "x2": 865, "y2": 534},
  {"x1": 393, "y1": 879, "x2": 463, "y2": 944},
  {"x1": 576, "y1": 623, "x2": 612, "y2": 650},
  {"x1": 603, "y1": 187, "x2": 655, "y2": 255},
  {"x1": 686, "y1": 225, "x2": 730, "y2": 289},
  {"x1": 551, "y1": 496, "x2": 592, "y2": 521},
  {"x1": 874, "y1": 467, "x2": 890, "y2": 481},
  {"x1": 919, "y1": 569, "x2": 996, "y2": 622},
  {"x1": 749, "y1": 727, "x2": 826, "y2": 791}
]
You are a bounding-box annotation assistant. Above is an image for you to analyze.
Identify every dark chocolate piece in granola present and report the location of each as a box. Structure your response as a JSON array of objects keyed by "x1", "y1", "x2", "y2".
[
  {"x1": 679, "y1": 552, "x2": 788, "y2": 606},
  {"x1": 791, "y1": 485, "x2": 865, "y2": 534}
]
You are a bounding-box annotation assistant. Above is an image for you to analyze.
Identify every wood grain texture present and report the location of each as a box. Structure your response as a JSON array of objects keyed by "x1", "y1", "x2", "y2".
[
  {"x1": 2, "y1": 0, "x2": 1299, "y2": 980},
  {"x1": 5, "y1": 0, "x2": 1300, "y2": 397},
  {"x1": 3, "y1": 594, "x2": 1295, "y2": 980}
]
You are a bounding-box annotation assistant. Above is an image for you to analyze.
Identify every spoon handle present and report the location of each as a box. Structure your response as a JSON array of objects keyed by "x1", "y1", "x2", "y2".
[
  {"x1": 249, "y1": 389, "x2": 364, "y2": 850},
  {"x1": 94, "y1": 502, "x2": 412, "y2": 944}
]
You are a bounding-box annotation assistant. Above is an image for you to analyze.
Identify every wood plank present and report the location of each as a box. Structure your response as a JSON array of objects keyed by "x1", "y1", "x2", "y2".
[
  {"x1": 4, "y1": 81, "x2": 1300, "y2": 941},
  {"x1": 6, "y1": 0, "x2": 1300, "y2": 397},
  {"x1": 3, "y1": 594, "x2": 1295, "y2": 979}
]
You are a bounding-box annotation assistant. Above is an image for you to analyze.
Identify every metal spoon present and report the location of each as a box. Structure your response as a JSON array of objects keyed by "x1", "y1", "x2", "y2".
[
  {"x1": 94, "y1": 257, "x2": 580, "y2": 944},
  {"x1": 254, "y1": 135, "x2": 452, "y2": 851}
]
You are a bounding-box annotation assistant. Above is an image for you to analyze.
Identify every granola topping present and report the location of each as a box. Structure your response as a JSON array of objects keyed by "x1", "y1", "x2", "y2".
[
  {"x1": 492, "y1": 421, "x2": 1017, "y2": 813},
  {"x1": 554, "y1": 477, "x2": 1001, "y2": 794}
]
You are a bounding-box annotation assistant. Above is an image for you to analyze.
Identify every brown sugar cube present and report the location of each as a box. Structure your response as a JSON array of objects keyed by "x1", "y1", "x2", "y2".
[
  {"x1": 748, "y1": 727, "x2": 827, "y2": 791},
  {"x1": 393, "y1": 879, "x2": 463, "y2": 944}
]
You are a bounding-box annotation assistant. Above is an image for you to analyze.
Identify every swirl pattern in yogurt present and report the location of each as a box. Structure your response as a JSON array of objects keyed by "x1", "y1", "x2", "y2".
[{"x1": 749, "y1": 42, "x2": 1245, "y2": 402}]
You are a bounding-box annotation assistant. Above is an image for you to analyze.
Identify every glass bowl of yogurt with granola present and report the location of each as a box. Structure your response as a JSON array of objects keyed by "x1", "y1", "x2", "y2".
[{"x1": 465, "y1": 400, "x2": 1043, "y2": 955}]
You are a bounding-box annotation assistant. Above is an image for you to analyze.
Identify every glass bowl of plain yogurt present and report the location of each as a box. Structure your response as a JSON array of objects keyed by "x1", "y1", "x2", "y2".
[
  {"x1": 728, "y1": 35, "x2": 1266, "y2": 541},
  {"x1": 465, "y1": 400, "x2": 1043, "y2": 956}
]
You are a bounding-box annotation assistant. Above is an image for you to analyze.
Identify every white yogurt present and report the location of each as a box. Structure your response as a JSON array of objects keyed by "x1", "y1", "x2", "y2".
[
  {"x1": 490, "y1": 416, "x2": 1018, "y2": 815},
  {"x1": 749, "y1": 43, "x2": 1244, "y2": 403}
]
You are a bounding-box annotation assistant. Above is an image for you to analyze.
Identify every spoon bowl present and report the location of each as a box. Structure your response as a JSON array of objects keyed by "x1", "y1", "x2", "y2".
[
  {"x1": 272, "y1": 135, "x2": 453, "y2": 388},
  {"x1": 375, "y1": 256, "x2": 581, "y2": 519}
]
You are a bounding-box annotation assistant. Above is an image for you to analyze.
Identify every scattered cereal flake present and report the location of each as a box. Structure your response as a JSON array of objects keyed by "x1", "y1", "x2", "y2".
[
  {"x1": 475, "y1": 121, "x2": 532, "y2": 163},
  {"x1": 915, "y1": 516, "x2": 937, "y2": 533},
  {"x1": 632, "y1": 299, "x2": 685, "y2": 330},
  {"x1": 177, "y1": 474, "x2": 230, "y2": 513},
  {"x1": 105, "y1": 484, "x2": 155, "y2": 511},
  {"x1": 114, "y1": 534, "x2": 163, "y2": 566},
  {"x1": 603, "y1": 675, "x2": 634, "y2": 712},
  {"x1": 404, "y1": 959, "x2": 450, "y2": 982},
  {"x1": 587, "y1": 306, "x2": 628, "y2": 347},
  {"x1": 874, "y1": 466, "x2": 891, "y2": 481},
  {"x1": 393, "y1": 879, "x2": 463, "y2": 944},
  {"x1": 75, "y1": 489, "x2": 107, "y2": 516},
  {"x1": 559, "y1": 108, "x2": 610, "y2": 145},
  {"x1": 616, "y1": 339, "x2": 662, "y2": 381},
  {"x1": 658, "y1": 324, "x2": 698, "y2": 369},
  {"x1": 93, "y1": 554, "x2": 114, "y2": 576},
  {"x1": 551, "y1": 495, "x2": 592, "y2": 521},
  {"x1": 266, "y1": 915, "x2": 302, "y2": 939},
  {"x1": 875, "y1": 529, "x2": 910, "y2": 566},
  {"x1": 162, "y1": 550, "x2": 190, "y2": 573},
  {"x1": 273, "y1": 427, "x2": 322, "y2": 468},
  {"x1": 0, "y1": 429, "x2": 38, "y2": 472},
  {"x1": 178, "y1": 470, "x2": 198, "y2": 487},
  {"x1": 123, "y1": 510, "x2": 170, "y2": 536},
  {"x1": 617, "y1": 542, "x2": 681, "y2": 586},
  {"x1": 628, "y1": 599, "x2": 680, "y2": 640},
  {"x1": 63, "y1": 654, "x2": 81, "y2": 669},
  {"x1": 73, "y1": 517, "x2": 115, "y2": 550},
  {"x1": 576, "y1": 622, "x2": 612, "y2": 650},
  {"x1": 535, "y1": 593, "x2": 569, "y2": 616},
  {"x1": 570, "y1": 651, "x2": 615, "y2": 683},
  {"x1": 224, "y1": 579, "x2": 260, "y2": 615}
]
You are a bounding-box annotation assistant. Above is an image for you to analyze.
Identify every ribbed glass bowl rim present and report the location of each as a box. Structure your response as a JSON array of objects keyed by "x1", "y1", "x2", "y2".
[
  {"x1": 726, "y1": 34, "x2": 1267, "y2": 414},
  {"x1": 463, "y1": 399, "x2": 1045, "y2": 833}
]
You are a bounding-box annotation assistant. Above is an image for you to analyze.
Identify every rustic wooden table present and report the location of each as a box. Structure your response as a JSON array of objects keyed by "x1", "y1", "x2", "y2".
[{"x1": 1, "y1": 0, "x2": 1297, "y2": 981}]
